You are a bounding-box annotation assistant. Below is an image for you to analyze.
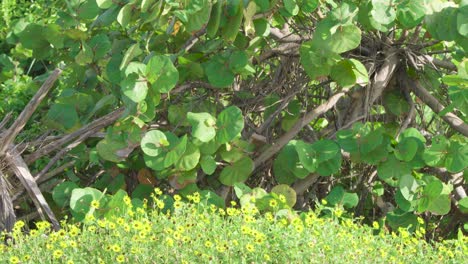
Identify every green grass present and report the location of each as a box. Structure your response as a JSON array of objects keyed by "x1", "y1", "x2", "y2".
[{"x1": 2, "y1": 191, "x2": 466, "y2": 264}]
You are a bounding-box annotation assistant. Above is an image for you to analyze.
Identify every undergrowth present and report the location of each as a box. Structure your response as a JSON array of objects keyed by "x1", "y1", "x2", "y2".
[{"x1": 1, "y1": 190, "x2": 466, "y2": 264}]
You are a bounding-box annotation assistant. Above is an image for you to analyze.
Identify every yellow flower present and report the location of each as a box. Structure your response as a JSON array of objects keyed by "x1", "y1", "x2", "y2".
[
  {"x1": 174, "y1": 194, "x2": 182, "y2": 201},
  {"x1": 264, "y1": 254, "x2": 271, "y2": 261},
  {"x1": 123, "y1": 196, "x2": 132, "y2": 206},
  {"x1": 174, "y1": 201, "x2": 182, "y2": 209},
  {"x1": 269, "y1": 199, "x2": 278, "y2": 208},
  {"x1": 53, "y1": 250, "x2": 63, "y2": 259},
  {"x1": 9, "y1": 256, "x2": 20, "y2": 264},
  {"x1": 116, "y1": 254, "x2": 125, "y2": 263},
  {"x1": 205, "y1": 240, "x2": 213, "y2": 248},
  {"x1": 154, "y1": 188, "x2": 163, "y2": 196},
  {"x1": 23, "y1": 255, "x2": 31, "y2": 261},
  {"x1": 373, "y1": 221, "x2": 380, "y2": 229},
  {"x1": 321, "y1": 199, "x2": 328, "y2": 205},
  {"x1": 245, "y1": 243, "x2": 254, "y2": 252},
  {"x1": 230, "y1": 201, "x2": 237, "y2": 207},
  {"x1": 111, "y1": 244, "x2": 121, "y2": 252},
  {"x1": 166, "y1": 237, "x2": 174, "y2": 247},
  {"x1": 69, "y1": 241, "x2": 77, "y2": 248},
  {"x1": 278, "y1": 194, "x2": 286, "y2": 203},
  {"x1": 156, "y1": 199, "x2": 165, "y2": 209},
  {"x1": 67, "y1": 260, "x2": 74, "y2": 264},
  {"x1": 91, "y1": 200, "x2": 100, "y2": 209}
]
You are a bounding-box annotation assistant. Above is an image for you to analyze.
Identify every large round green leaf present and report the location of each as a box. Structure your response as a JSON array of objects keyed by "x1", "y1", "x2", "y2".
[
  {"x1": 187, "y1": 112, "x2": 217, "y2": 142},
  {"x1": 399, "y1": 174, "x2": 419, "y2": 201},
  {"x1": 274, "y1": 141, "x2": 310, "y2": 184},
  {"x1": 422, "y1": 135, "x2": 448, "y2": 167},
  {"x1": 371, "y1": 0, "x2": 396, "y2": 25},
  {"x1": 325, "y1": 185, "x2": 358, "y2": 208},
  {"x1": 445, "y1": 141, "x2": 468, "y2": 173},
  {"x1": 295, "y1": 140, "x2": 318, "y2": 172},
  {"x1": 52, "y1": 181, "x2": 79, "y2": 208},
  {"x1": 121, "y1": 74, "x2": 148, "y2": 103},
  {"x1": 146, "y1": 55, "x2": 179, "y2": 93},
  {"x1": 219, "y1": 156, "x2": 254, "y2": 186},
  {"x1": 216, "y1": 106, "x2": 244, "y2": 144},
  {"x1": 328, "y1": 24, "x2": 362, "y2": 54},
  {"x1": 204, "y1": 55, "x2": 235, "y2": 87},
  {"x1": 377, "y1": 155, "x2": 412, "y2": 186},
  {"x1": 141, "y1": 130, "x2": 169, "y2": 157},
  {"x1": 396, "y1": 0, "x2": 425, "y2": 28},
  {"x1": 200, "y1": 155, "x2": 217, "y2": 175},
  {"x1": 271, "y1": 184, "x2": 297, "y2": 208},
  {"x1": 70, "y1": 187, "x2": 103, "y2": 221},
  {"x1": 96, "y1": 138, "x2": 128, "y2": 162},
  {"x1": 395, "y1": 137, "x2": 418, "y2": 162},
  {"x1": 425, "y1": 7, "x2": 459, "y2": 41},
  {"x1": 331, "y1": 59, "x2": 369, "y2": 87},
  {"x1": 175, "y1": 142, "x2": 200, "y2": 171}
]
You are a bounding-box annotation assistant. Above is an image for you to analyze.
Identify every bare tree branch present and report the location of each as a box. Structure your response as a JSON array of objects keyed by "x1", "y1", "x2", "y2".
[
  {"x1": 5, "y1": 148, "x2": 60, "y2": 231},
  {"x1": 254, "y1": 87, "x2": 350, "y2": 169},
  {"x1": 404, "y1": 76, "x2": 468, "y2": 137},
  {"x1": 0, "y1": 69, "x2": 62, "y2": 155}
]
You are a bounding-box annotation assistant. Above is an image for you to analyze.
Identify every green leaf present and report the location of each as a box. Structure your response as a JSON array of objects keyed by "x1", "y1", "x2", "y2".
[
  {"x1": 331, "y1": 59, "x2": 369, "y2": 87},
  {"x1": 75, "y1": 42, "x2": 93, "y2": 66},
  {"x1": 396, "y1": 0, "x2": 425, "y2": 28},
  {"x1": 271, "y1": 184, "x2": 297, "y2": 207},
  {"x1": 458, "y1": 197, "x2": 468, "y2": 213},
  {"x1": 70, "y1": 187, "x2": 103, "y2": 221},
  {"x1": 97, "y1": 0, "x2": 113, "y2": 9},
  {"x1": 399, "y1": 174, "x2": 419, "y2": 201},
  {"x1": 427, "y1": 194, "x2": 451, "y2": 215},
  {"x1": 117, "y1": 4, "x2": 132, "y2": 27},
  {"x1": 76, "y1": 0, "x2": 100, "y2": 19},
  {"x1": 300, "y1": 41, "x2": 341, "y2": 79},
  {"x1": 422, "y1": 135, "x2": 448, "y2": 167},
  {"x1": 425, "y1": 7, "x2": 459, "y2": 41},
  {"x1": 121, "y1": 74, "x2": 148, "y2": 103},
  {"x1": 165, "y1": 135, "x2": 188, "y2": 167},
  {"x1": 448, "y1": 86, "x2": 468, "y2": 116},
  {"x1": 445, "y1": 141, "x2": 468, "y2": 173},
  {"x1": 52, "y1": 181, "x2": 79, "y2": 208},
  {"x1": 187, "y1": 112, "x2": 217, "y2": 142},
  {"x1": 200, "y1": 155, "x2": 217, "y2": 175},
  {"x1": 325, "y1": 185, "x2": 358, "y2": 208},
  {"x1": 295, "y1": 140, "x2": 318, "y2": 172},
  {"x1": 377, "y1": 155, "x2": 412, "y2": 187},
  {"x1": 301, "y1": 0, "x2": 318, "y2": 13},
  {"x1": 96, "y1": 138, "x2": 128, "y2": 163},
  {"x1": 274, "y1": 141, "x2": 309, "y2": 184},
  {"x1": 46, "y1": 103, "x2": 79, "y2": 131},
  {"x1": 386, "y1": 209, "x2": 418, "y2": 231},
  {"x1": 395, "y1": 137, "x2": 418, "y2": 162},
  {"x1": 141, "y1": 130, "x2": 168, "y2": 157},
  {"x1": 204, "y1": 55, "x2": 235, "y2": 87},
  {"x1": 216, "y1": 106, "x2": 244, "y2": 144},
  {"x1": 328, "y1": 24, "x2": 362, "y2": 54},
  {"x1": 120, "y1": 44, "x2": 143, "y2": 71},
  {"x1": 219, "y1": 156, "x2": 254, "y2": 186},
  {"x1": 284, "y1": 0, "x2": 299, "y2": 16},
  {"x1": 371, "y1": 0, "x2": 396, "y2": 25},
  {"x1": 458, "y1": 6, "x2": 468, "y2": 37},
  {"x1": 146, "y1": 55, "x2": 179, "y2": 93},
  {"x1": 144, "y1": 153, "x2": 166, "y2": 171},
  {"x1": 229, "y1": 50, "x2": 248, "y2": 72},
  {"x1": 175, "y1": 142, "x2": 200, "y2": 171}
]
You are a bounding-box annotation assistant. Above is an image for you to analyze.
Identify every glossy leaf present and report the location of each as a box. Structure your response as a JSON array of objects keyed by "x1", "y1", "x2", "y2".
[{"x1": 219, "y1": 156, "x2": 254, "y2": 186}]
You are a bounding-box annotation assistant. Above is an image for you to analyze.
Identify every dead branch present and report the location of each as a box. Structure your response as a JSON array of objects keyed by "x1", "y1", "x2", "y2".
[
  {"x1": 0, "y1": 69, "x2": 62, "y2": 155},
  {"x1": 404, "y1": 76, "x2": 468, "y2": 137},
  {"x1": 0, "y1": 171, "x2": 15, "y2": 232},
  {"x1": 5, "y1": 148, "x2": 60, "y2": 231},
  {"x1": 25, "y1": 107, "x2": 125, "y2": 164},
  {"x1": 254, "y1": 87, "x2": 351, "y2": 169}
]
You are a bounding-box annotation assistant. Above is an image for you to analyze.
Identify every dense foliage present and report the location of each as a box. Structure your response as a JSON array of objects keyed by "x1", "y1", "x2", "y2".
[{"x1": 0, "y1": 0, "x2": 467, "y2": 241}]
